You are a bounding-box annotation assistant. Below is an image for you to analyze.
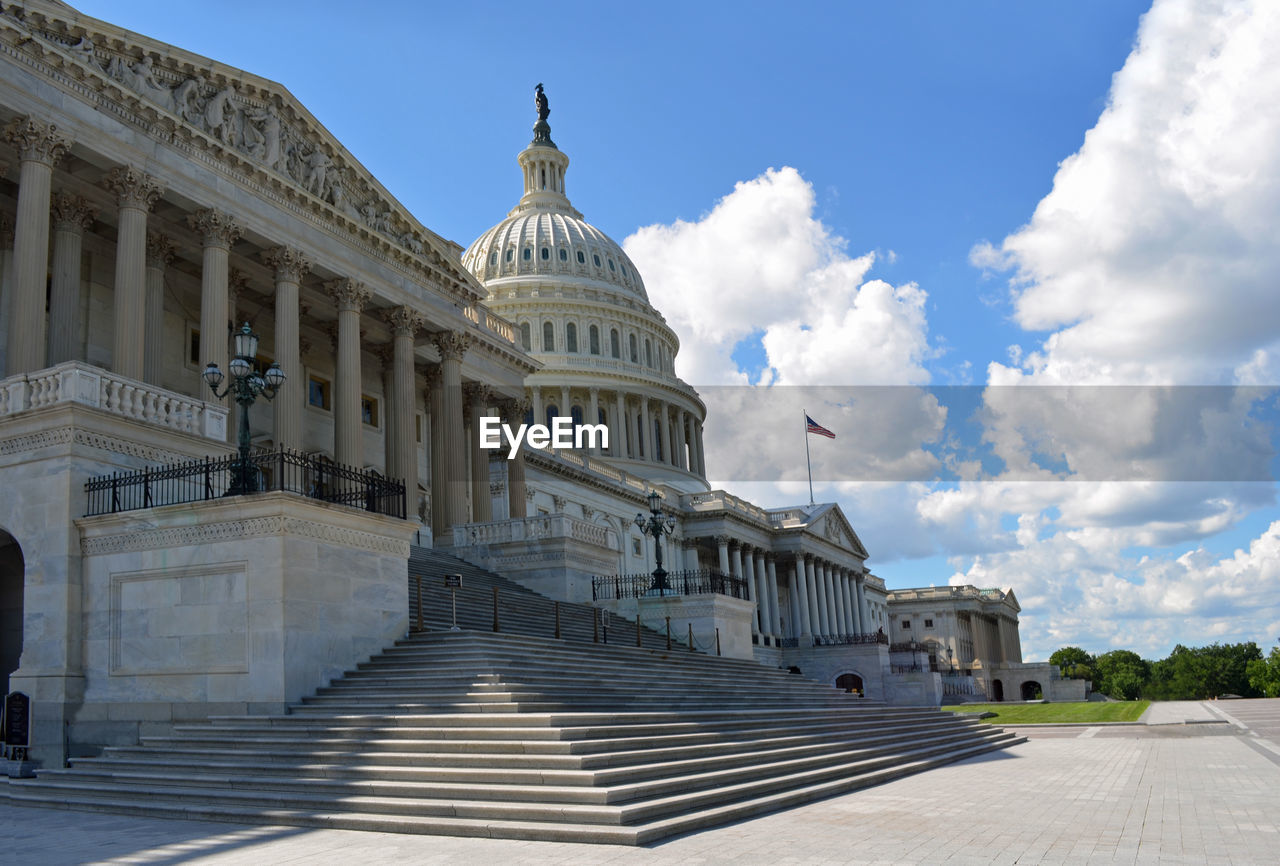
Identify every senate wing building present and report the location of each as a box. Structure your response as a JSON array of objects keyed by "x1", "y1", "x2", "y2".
[{"x1": 0, "y1": 0, "x2": 1064, "y2": 841}]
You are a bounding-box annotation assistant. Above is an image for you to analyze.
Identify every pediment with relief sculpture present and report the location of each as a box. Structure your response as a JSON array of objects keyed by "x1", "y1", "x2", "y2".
[{"x1": 1, "y1": 0, "x2": 480, "y2": 302}]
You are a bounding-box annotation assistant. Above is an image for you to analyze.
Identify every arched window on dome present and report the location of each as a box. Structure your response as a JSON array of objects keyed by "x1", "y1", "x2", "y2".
[
  {"x1": 653, "y1": 418, "x2": 663, "y2": 462},
  {"x1": 566, "y1": 322, "x2": 578, "y2": 353},
  {"x1": 635, "y1": 413, "x2": 645, "y2": 457},
  {"x1": 588, "y1": 325, "x2": 600, "y2": 355},
  {"x1": 629, "y1": 333, "x2": 638, "y2": 363},
  {"x1": 543, "y1": 321, "x2": 555, "y2": 353},
  {"x1": 545, "y1": 405, "x2": 558, "y2": 427},
  {"x1": 610, "y1": 329, "x2": 620, "y2": 358},
  {"x1": 489, "y1": 252, "x2": 497, "y2": 267},
  {"x1": 541, "y1": 246, "x2": 550, "y2": 261},
  {"x1": 593, "y1": 253, "x2": 601, "y2": 268},
  {"x1": 608, "y1": 258, "x2": 616, "y2": 272},
  {"x1": 505, "y1": 249, "x2": 514, "y2": 262},
  {"x1": 522, "y1": 247, "x2": 532, "y2": 261},
  {"x1": 519, "y1": 322, "x2": 531, "y2": 351},
  {"x1": 645, "y1": 338, "x2": 653, "y2": 368},
  {"x1": 571, "y1": 405, "x2": 583, "y2": 426},
  {"x1": 559, "y1": 248, "x2": 568, "y2": 262},
  {"x1": 577, "y1": 250, "x2": 586, "y2": 264}
]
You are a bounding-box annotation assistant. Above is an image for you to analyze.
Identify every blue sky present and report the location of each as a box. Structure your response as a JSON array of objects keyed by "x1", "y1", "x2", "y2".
[{"x1": 76, "y1": 0, "x2": 1280, "y2": 661}]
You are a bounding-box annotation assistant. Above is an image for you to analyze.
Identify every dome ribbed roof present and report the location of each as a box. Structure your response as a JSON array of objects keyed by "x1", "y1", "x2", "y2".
[{"x1": 462, "y1": 208, "x2": 648, "y2": 301}]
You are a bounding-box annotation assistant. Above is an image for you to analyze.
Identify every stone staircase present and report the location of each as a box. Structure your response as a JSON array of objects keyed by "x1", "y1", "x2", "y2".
[{"x1": 4, "y1": 551, "x2": 1024, "y2": 844}]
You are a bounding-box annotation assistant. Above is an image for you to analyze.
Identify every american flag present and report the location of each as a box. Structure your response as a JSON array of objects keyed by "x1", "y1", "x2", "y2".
[{"x1": 805, "y1": 414, "x2": 835, "y2": 439}]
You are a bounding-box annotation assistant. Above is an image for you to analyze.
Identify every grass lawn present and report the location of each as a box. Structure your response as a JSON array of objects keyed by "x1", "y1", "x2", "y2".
[{"x1": 948, "y1": 700, "x2": 1150, "y2": 724}]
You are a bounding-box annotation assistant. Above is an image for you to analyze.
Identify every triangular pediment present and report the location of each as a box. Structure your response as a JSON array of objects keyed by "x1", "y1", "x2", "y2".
[
  {"x1": 5, "y1": 0, "x2": 480, "y2": 302},
  {"x1": 768, "y1": 502, "x2": 869, "y2": 560}
]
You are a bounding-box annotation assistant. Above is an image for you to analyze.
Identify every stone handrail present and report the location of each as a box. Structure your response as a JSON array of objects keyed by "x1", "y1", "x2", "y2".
[
  {"x1": 453, "y1": 514, "x2": 613, "y2": 550},
  {"x1": 0, "y1": 361, "x2": 228, "y2": 442},
  {"x1": 683, "y1": 491, "x2": 770, "y2": 523}
]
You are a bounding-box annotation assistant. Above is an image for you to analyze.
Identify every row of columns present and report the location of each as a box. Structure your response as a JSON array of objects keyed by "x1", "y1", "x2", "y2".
[
  {"x1": 529, "y1": 384, "x2": 706, "y2": 475},
  {"x1": 787, "y1": 554, "x2": 870, "y2": 642},
  {"x1": 0, "y1": 113, "x2": 506, "y2": 541}
]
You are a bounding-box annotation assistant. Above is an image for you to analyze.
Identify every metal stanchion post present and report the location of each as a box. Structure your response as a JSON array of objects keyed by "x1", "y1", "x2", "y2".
[
  {"x1": 716, "y1": 627, "x2": 721, "y2": 656},
  {"x1": 635, "y1": 613, "x2": 642, "y2": 647},
  {"x1": 554, "y1": 602, "x2": 561, "y2": 639},
  {"x1": 492, "y1": 587, "x2": 500, "y2": 633},
  {"x1": 687, "y1": 623, "x2": 694, "y2": 652},
  {"x1": 665, "y1": 616, "x2": 671, "y2": 651}
]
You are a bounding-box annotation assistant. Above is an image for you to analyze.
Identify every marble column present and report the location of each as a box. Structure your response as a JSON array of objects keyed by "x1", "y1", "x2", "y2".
[
  {"x1": 683, "y1": 538, "x2": 699, "y2": 571},
  {"x1": 740, "y1": 545, "x2": 758, "y2": 638},
  {"x1": 613, "y1": 391, "x2": 627, "y2": 457},
  {"x1": 675, "y1": 409, "x2": 688, "y2": 469},
  {"x1": 805, "y1": 555, "x2": 826, "y2": 638},
  {"x1": 587, "y1": 387, "x2": 600, "y2": 453},
  {"x1": 559, "y1": 386, "x2": 570, "y2": 420},
  {"x1": 658, "y1": 401, "x2": 672, "y2": 466},
  {"x1": 262, "y1": 246, "x2": 310, "y2": 451},
  {"x1": 109, "y1": 170, "x2": 164, "y2": 380},
  {"x1": 4, "y1": 118, "x2": 70, "y2": 374},
  {"x1": 845, "y1": 570, "x2": 862, "y2": 633},
  {"x1": 829, "y1": 560, "x2": 849, "y2": 634},
  {"x1": 855, "y1": 573, "x2": 869, "y2": 630},
  {"x1": 793, "y1": 557, "x2": 812, "y2": 638},
  {"x1": 386, "y1": 307, "x2": 424, "y2": 496},
  {"x1": 378, "y1": 346, "x2": 396, "y2": 479},
  {"x1": 693, "y1": 419, "x2": 706, "y2": 476},
  {"x1": 434, "y1": 331, "x2": 470, "y2": 539},
  {"x1": 325, "y1": 278, "x2": 370, "y2": 467},
  {"x1": 503, "y1": 399, "x2": 529, "y2": 519},
  {"x1": 189, "y1": 208, "x2": 241, "y2": 408},
  {"x1": 465, "y1": 383, "x2": 493, "y2": 523},
  {"x1": 752, "y1": 549, "x2": 769, "y2": 641},
  {"x1": 427, "y1": 366, "x2": 446, "y2": 536},
  {"x1": 47, "y1": 194, "x2": 96, "y2": 365},
  {"x1": 142, "y1": 233, "x2": 176, "y2": 386},
  {"x1": 716, "y1": 536, "x2": 730, "y2": 575},
  {"x1": 0, "y1": 215, "x2": 13, "y2": 378},
  {"x1": 626, "y1": 394, "x2": 639, "y2": 459},
  {"x1": 639, "y1": 395, "x2": 651, "y2": 460},
  {"x1": 765, "y1": 554, "x2": 781, "y2": 643}
]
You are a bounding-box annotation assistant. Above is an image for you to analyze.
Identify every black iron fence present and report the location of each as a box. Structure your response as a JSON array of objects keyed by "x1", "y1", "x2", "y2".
[
  {"x1": 84, "y1": 448, "x2": 405, "y2": 519},
  {"x1": 592, "y1": 569, "x2": 748, "y2": 601},
  {"x1": 814, "y1": 632, "x2": 889, "y2": 647},
  {"x1": 889, "y1": 640, "x2": 928, "y2": 653}
]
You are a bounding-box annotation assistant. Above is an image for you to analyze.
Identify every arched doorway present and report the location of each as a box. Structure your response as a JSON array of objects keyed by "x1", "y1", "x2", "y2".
[
  {"x1": 991, "y1": 678, "x2": 1004, "y2": 702},
  {"x1": 835, "y1": 672, "x2": 864, "y2": 695},
  {"x1": 0, "y1": 529, "x2": 24, "y2": 696},
  {"x1": 1021, "y1": 681, "x2": 1042, "y2": 701}
]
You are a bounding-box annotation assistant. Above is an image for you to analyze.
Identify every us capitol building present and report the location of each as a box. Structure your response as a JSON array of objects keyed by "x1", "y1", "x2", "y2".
[{"x1": 0, "y1": 0, "x2": 1073, "y2": 771}]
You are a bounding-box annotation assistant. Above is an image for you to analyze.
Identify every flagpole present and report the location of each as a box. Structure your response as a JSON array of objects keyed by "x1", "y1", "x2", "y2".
[{"x1": 804, "y1": 409, "x2": 814, "y2": 506}]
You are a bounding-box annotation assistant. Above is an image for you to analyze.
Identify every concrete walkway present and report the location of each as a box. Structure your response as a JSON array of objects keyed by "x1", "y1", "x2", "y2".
[
  {"x1": 1138, "y1": 700, "x2": 1220, "y2": 725},
  {"x1": 4, "y1": 704, "x2": 1280, "y2": 865}
]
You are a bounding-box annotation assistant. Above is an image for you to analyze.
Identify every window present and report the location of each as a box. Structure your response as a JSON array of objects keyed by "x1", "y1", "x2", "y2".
[
  {"x1": 559, "y1": 248, "x2": 568, "y2": 261},
  {"x1": 610, "y1": 328, "x2": 620, "y2": 358},
  {"x1": 188, "y1": 326, "x2": 201, "y2": 367},
  {"x1": 607, "y1": 258, "x2": 615, "y2": 272},
  {"x1": 545, "y1": 405, "x2": 558, "y2": 427},
  {"x1": 519, "y1": 322, "x2": 531, "y2": 350},
  {"x1": 592, "y1": 253, "x2": 601, "y2": 267},
  {"x1": 505, "y1": 249, "x2": 513, "y2": 262},
  {"x1": 576, "y1": 250, "x2": 585, "y2": 264},
  {"x1": 632, "y1": 536, "x2": 643, "y2": 556},
  {"x1": 308, "y1": 375, "x2": 331, "y2": 411},
  {"x1": 645, "y1": 338, "x2": 653, "y2": 368},
  {"x1": 522, "y1": 247, "x2": 531, "y2": 261},
  {"x1": 635, "y1": 413, "x2": 644, "y2": 457},
  {"x1": 566, "y1": 322, "x2": 578, "y2": 353},
  {"x1": 543, "y1": 321, "x2": 555, "y2": 352},
  {"x1": 415, "y1": 414, "x2": 423, "y2": 444},
  {"x1": 924, "y1": 618, "x2": 934, "y2": 628},
  {"x1": 571, "y1": 405, "x2": 583, "y2": 425},
  {"x1": 588, "y1": 324, "x2": 600, "y2": 355},
  {"x1": 653, "y1": 418, "x2": 663, "y2": 461},
  {"x1": 541, "y1": 246, "x2": 550, "y2": 260},
  {"x1": 901, "y1": 620, "x2": 911, "y2": 630},
  {"x1": 488, "y1": 252, "x2": 496, "y2": 267},
  {"x1": 361, "y1": 394, "x2": 380, "y2": 428},
  {"x1": 629, "y1": 333, "x2": 638, "y2": 363}
]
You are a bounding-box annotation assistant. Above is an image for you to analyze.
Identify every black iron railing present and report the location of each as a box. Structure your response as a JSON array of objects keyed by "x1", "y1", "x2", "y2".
[
  {"x1": 592, "y1": 569, "x2": 747, "y2": 601},
  {"x1": 889, "y1": 640, "x2": 927, "y2": 653},
  {"x1": 85, "y1": 448, "x2": 405, "y2": 519},
  {"x1": 814, "y1": 631, "x2": 889, "y2": 647}
]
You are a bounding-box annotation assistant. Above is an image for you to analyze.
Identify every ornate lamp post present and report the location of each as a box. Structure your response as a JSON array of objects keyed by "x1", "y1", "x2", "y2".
[
  {"x1": 202, "y1": 322, "x2": 286, "y2": 495},
  {"x1": 635, "y1": 489, "x2": 677, "y2": 594}
]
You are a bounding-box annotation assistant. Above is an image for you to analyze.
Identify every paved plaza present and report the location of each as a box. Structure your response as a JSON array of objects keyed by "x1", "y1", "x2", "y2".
[{"x1": 2, "y1": 699, "x2": 1278, "y2": 865}]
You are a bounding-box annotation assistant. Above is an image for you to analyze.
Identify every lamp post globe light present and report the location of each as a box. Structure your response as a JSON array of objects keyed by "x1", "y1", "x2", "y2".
[
  {"x1": 634, "y1": 489, "x2": 677, "y2": 594},
  {"x1": 202, "y1": 322, "x2": 286, "y2": 495}
]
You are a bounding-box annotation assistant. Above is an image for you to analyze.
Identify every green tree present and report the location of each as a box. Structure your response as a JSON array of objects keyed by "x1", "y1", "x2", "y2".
[
  {"x1": 1093, "y1": 650, "x2": 1150, "y2": 700},
  {"x1": 1049, "y1": 647, "x2": 1095, "y2": 680},
  {"x1": 1145, "y1": 642, "x2": 1262, "y2": 700},
  {"x1": 1246, "y1": 646, "x2": 1280, "y2": 698}
]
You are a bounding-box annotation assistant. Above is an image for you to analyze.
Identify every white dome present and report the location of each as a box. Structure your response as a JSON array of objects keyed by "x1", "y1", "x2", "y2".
[{"x1": 462, "y1": 207, "x2": 649, "y2": 302}]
